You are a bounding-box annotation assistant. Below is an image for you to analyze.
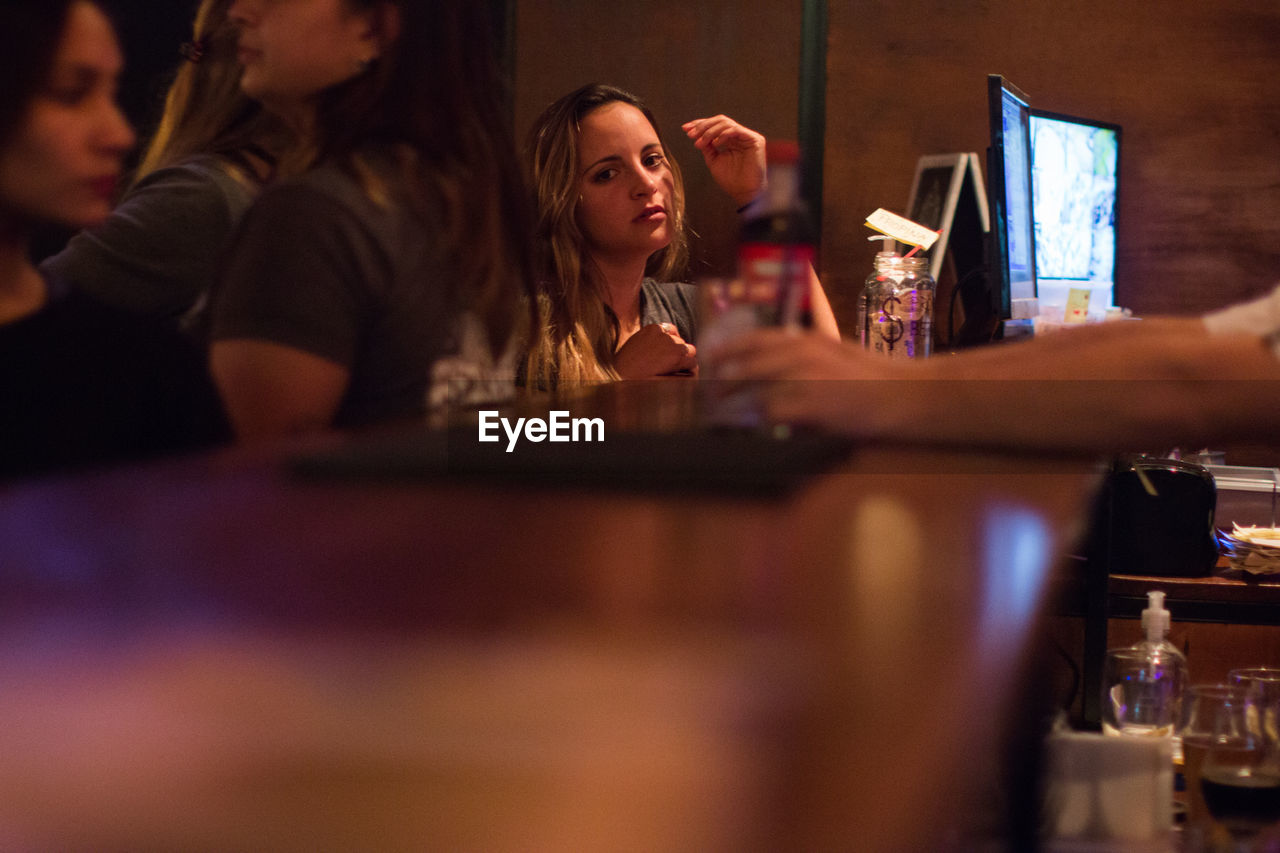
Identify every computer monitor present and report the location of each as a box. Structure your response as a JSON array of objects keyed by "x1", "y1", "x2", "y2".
[
  {"x1": 1029, "y1": 109, "x2": 1120, "y2": 317},
  {"x1": 986, "y1": 75, "x2": 1037, "y2": 321}
]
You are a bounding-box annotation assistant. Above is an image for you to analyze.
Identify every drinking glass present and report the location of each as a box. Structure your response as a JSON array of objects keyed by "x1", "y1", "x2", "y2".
[
  {"x1": 697, "y1": 277, "x2": 763, "y2": 429},
  {"x1": 1101, "y1": 647, "x2": 1181, "y2": 738},
  {"x1": 1180, "y1": 684, "x2": 1264, "y2": 848},
  {"x1": 1200, "y1": 739, "x2": 1280, "y2": 848},
  {"x1": 1229, "y1": 667, "x2": 1280, "y2": 743}
]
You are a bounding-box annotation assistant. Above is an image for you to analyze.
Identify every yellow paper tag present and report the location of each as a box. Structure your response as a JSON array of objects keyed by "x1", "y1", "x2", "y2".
[
  {"x1": 1064, "y1": 288, "x2": 1091, "y2": 324},
  {"x1": 864, "y1": 208, "x2": 940, "y2": 250}
]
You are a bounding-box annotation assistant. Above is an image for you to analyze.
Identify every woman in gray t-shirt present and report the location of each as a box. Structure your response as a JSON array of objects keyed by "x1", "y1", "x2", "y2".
[{"x1": 521, "y1": 84, "x2": 838, "y2": 389}]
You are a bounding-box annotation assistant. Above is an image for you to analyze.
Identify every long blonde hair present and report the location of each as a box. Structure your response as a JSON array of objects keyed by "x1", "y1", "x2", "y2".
[
  {"x1": 133, "y1": 0, "x2": 298, "y2": 187},
  {"x1": 522, "y1": 84, "x2": 689, "y2": 389}
]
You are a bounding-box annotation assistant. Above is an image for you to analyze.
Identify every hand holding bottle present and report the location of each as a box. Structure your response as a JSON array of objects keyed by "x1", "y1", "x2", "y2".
[{"x1": 682, "y1": 115, "x2": 766, "y2": 208}]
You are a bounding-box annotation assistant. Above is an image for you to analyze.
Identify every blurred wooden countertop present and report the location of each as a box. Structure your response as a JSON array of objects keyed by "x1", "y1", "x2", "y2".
[{"x1": 0, "y1": 383, "x2": 1099, "y2": 850}]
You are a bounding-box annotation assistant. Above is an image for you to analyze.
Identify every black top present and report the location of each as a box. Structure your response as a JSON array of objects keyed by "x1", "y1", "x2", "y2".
[{"x1": 0, "y1": 282, "x2": 230, "y2": 480}]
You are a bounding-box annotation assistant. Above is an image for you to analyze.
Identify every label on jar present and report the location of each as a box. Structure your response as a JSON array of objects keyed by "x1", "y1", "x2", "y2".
[{"x1": 864, "y1": 208, "x2": 941, "y2": 250}]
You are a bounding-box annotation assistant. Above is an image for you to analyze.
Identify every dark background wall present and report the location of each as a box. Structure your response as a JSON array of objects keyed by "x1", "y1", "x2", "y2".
[{"x1": 103, "y1": 1, "x2": 198, "y2": 151}]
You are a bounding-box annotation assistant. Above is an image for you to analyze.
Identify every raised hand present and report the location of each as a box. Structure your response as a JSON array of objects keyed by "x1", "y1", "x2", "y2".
[{"x1": 682, "y1": 115, "x2": 767, "y2": 208}]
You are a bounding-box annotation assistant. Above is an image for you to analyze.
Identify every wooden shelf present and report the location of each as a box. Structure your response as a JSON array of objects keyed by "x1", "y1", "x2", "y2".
[{"x1": 1109, "y1": 570, "x2": 1280, "y2": 624}]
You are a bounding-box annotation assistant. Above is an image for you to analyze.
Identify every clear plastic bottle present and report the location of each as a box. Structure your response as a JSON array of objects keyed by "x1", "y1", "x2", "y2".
[
  {"x1": 860, "y1": 254, "x2": 935, "y2": 358},
  {"x1": 1134, "y1": 591, "x2": 1189, "y2": 709},
  {"x1": 1102, "y1": 590, "x2": 1189, "y2": 739}
]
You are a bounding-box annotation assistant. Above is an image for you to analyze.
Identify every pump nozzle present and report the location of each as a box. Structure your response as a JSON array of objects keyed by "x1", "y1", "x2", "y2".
[{"x1": 1140, "y1": 590, "x2": 1171, "y2": 643}]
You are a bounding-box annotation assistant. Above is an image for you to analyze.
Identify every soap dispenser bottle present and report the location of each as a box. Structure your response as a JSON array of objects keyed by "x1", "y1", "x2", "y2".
[
  {"x1": 1101, "y1": 590, "x2": 1189, "y2": 738},
  {"x1": 1135, "y1": 591, "x2": 1188, "y2": 688},
  {"x1": 1131, "y1": 591, "x2": 1189, "y2": 732}
]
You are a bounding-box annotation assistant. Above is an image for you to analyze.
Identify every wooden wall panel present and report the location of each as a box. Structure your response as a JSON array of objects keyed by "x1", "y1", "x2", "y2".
[
  {"x1": 513, "y1": 0, "x2": 803, "y2": 280},
  {"x1": 825, "y1": 0, "x2": 1280, "y2": 325}
]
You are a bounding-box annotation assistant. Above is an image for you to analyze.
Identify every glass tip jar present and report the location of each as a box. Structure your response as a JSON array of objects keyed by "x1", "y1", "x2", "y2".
[{"x1": 857, "y1": 252, "x2": 935, "y2": 359}]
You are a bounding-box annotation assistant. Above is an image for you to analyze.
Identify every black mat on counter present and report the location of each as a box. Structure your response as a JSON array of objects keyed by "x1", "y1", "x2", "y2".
[{"x1": 290, "y1": 426, "x2": 856, "y2": 497}]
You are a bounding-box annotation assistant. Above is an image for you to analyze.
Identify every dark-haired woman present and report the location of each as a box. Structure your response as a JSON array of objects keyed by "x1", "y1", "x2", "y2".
[
  {"x1": 210, "y1": 0, "x2": 534, "y2": 440},
  {"x1": 0, "y1": 0, "x2": 230, "y2": 479}
]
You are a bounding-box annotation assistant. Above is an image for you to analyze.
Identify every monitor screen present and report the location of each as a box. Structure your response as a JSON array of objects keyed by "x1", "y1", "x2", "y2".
[
  {"x1": 1029, "y1": 109, "x2": 1120, "y2": 314},
  {"x1": 986, "y1": 75, "x2": 1037, "y2": 320}
]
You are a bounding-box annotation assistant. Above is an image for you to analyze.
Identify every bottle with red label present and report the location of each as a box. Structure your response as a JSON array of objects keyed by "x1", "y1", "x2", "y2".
[{"x1": 735, "y1": 140, "x2": 815, "y2": 329}]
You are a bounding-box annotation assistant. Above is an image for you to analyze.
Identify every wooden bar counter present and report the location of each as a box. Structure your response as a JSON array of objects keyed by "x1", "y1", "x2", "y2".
[{"x1": 0, "y1": 384, "x2": 1099, "y2": 850}]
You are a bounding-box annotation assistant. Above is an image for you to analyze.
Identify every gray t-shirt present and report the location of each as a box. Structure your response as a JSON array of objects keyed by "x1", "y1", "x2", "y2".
[
  {"x1": 639, "y1": 278, "x2": 699, "y2": 343},
  {"x1": 211, "y1": 150, "x2": 465, "y2": 429},
  {"x1": 41, "y1": 154, "x2": 257, "y2": 323}
]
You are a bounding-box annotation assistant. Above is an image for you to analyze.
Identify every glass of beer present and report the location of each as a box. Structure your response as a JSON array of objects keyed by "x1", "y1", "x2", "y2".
[
  {"x1": 1180, "y1": 684, "x2": 1266, "y2": 846},
  {"x1": 1198, "y1": 670, "x2": 1280, "y2": 847}
]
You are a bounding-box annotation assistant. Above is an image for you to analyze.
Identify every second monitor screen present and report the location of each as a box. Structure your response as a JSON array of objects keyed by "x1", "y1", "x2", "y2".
[{"x1": 1030, "y1": 111, "x2": 1119, "y2": 310}]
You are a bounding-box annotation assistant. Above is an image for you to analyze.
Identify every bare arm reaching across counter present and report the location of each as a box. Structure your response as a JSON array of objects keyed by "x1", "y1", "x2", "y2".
[{"x1": 706, "y1": 299, "x2": 1280, "y2": 454}]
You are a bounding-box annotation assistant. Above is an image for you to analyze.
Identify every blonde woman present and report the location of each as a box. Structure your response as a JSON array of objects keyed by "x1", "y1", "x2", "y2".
[
  {"x1": 40, "y1": 0, "x2": 297, "y2": 327},
  {"x1": 522, "y1": 83, "x2": 837, "y2": 389}
]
